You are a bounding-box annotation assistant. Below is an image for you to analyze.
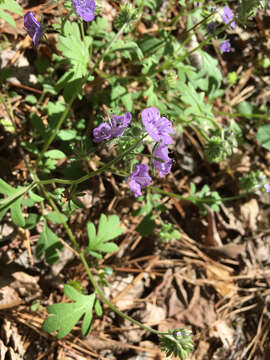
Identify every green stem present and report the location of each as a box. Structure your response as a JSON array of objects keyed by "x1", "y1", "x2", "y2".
[
  {"x1": 79, "y1": 253, "x2": 165, "y2": 335},
  {"x1": 36, "y1": 22, "x2": 129, "y2": 167},
  {"x1": 90, "y1": 22, "x2": 128, "y2": 75},
  {"x1": 0, "y1": 183, "x2": 35, "y2": 208},
  {"x1": 214, "y1": 110, "x2": 270, "y2": 120},
  {"x1": 0, "y1": 92, "x2": 15, "y2": 127},
  {"x1": 134, "y1": 0, "x2": 145, "y2": 32},
  {"x1": 38, "y1": 182, "x2": 80, "y2": 253},
  {"x1": 38, "y1": 135, "x2": 146, "y2": 186},
  {"x1": 36, "y1": 93, "x2": 77, "y2": 166},
  {"x1": 150, "y1": 186, "x2": 250, "y2": 203},
  {"x1": 79, "y1": 20, "x2": 85, "y2": 44}
]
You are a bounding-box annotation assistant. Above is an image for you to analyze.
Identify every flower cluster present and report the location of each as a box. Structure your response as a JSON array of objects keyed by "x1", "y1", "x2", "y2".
[
  {"x1": 92, "y1": 107, "x2": 174, "y2": 198},
  {"x1": 219, "y1": 6, "x2": 235, "y2": 53},
  {"x1": 206, "y1": 6, "x2": 235, "y2": 53},
  {"x1": 129, "y1": 108, "x2": 174, "y2": 197}
]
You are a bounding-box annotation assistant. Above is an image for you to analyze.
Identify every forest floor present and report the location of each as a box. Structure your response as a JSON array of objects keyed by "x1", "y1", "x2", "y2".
[{"x1": 1, "y1": 1, "x2": 270, "y2": 359}]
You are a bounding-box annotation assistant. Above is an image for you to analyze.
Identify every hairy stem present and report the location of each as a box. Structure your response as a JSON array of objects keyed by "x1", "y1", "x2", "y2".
[{"x1": 38, "y1": 135, "x2": 146, "y2": 186}]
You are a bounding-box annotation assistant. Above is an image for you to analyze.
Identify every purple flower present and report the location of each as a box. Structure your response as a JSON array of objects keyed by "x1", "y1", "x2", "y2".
[
  {"x1": 220, "y1": 39, "x2": 231, "y2": 53},
  {"x1": 73, "y1": 0, "x2": 96, "y2": 22},
  {"x1": 129, "y1": 164, "x2": 152, "y2": 197},
  {"x1": 268, "y1": 1, "x2": 270, "y2": 8},
  {"x1": 92, "y1": 112, "x2": 131, "y2": 142},
  {"x1": 24, "y1": 12, "x2": 43, "y2": 48},
  {"x1": 109, "y1": 112, "x2": 132, "y2": 138},
  {"x1": 141, "y1": 107, "x2": 174, "y2": 145},
  {"x1": 153, "y1": 145, "x2": 172, "y2": 177},
  {"x1": 206, "y1": 21, "x2": 217, "y2": 34},
  {"x1": 263, "y1": 184, "x2": 270, "y2": 192},
  {"x1": 93, "y1": 123, "x2": 112, "y2": 143},
  {"x1": 222, "y1": 6, "x2": 235, "y2": 29}
]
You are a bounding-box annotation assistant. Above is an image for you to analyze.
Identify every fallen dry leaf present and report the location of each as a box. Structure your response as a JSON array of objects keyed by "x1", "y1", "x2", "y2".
[
  {"x1": 240, "y1": 198, "x2": 259, "y2": 232},
  {"x1": 206, "y1": 263, "x2": 237, "y2": 297}
]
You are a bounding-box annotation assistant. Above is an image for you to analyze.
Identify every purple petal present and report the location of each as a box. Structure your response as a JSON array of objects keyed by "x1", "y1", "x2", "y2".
[
  {"x1": 110, "y1": 112, "x2": 132, "y2": 138},
  {"x1": 222, "y1": 6, "x2": 235, "y2": 29},
  {"x1": 220, "y1": 39, "x2": 231, "y2": 53},
  {"x1": 129, "y1": 179, "x2": 142, "y2": 197},
  {"x1": 73, "y1": 0, "x2": 96, "y2": 22},
  {"x1": 32, "y1": 26, "x2": 43, "y2": 48},
  {"x1": 129, "y1": 164, "x2": 152, "y2": 197},
  {"x1": 153, "y1": 145, "x2": 172, "y2": 177},
  {"x1": 24, "y1": 12, "x2": 42, "y2": 47},
  {"x1": 93, "y1": 123, "x2": 112, "y2": 143},
  {"x1": 263, "y1": 184, "x2": 270, "y2": 193},
  {"x1": 141, "y1": 107, "x2": 174, "y2": 145}
]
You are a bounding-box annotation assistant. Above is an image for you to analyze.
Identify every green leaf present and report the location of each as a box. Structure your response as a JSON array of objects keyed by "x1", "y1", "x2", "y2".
[
  {"x1": 0, "y1": 118, "x2": 15, "y2": 133},
  {"x1": 136, "y1": 213, "x2": 156, "y2": 236},
  {"x1": 97, "y1": 214, "x2": 123, "y2": 243},
  {"x1": 110, "y1": 40, "x2": 143, "y2": 60},
  {"x1": 137, "y1": 35, "x2": 166, "y2": 57},
  {"x1": 25, "y1": 213, "x2": 41, "y2": 230},
  {"x1": 256, "y1": 124, "x2": 270, "y2": 150},
  {"x1": 89, "y1": 17, "x2": 108, "y2": 38},
  {"x1": 176, "y1": 82, "x2": 215, "y2": 129},
  {"x1": 57, "y1": 129, "x2": 77, "y2": 141},
  {"x1": 237, "y1": 101, "x2": 254, "y2": 115},
  {"x1": 111, "y1": 85, "x2": 127, "y2": 102},
  {"x1": 28, "y1": 190, "x2": 44, "y2": 203},
  {"x1": 45, "y1": 211, "x2": 68, "y2": 224},
  {"x1": 190, "y1": 182, "x2": 196, "y2": 194},
  {"x1": 43, "y1": 285, "x2": 96, "y2": 338},
  {"x1": 94, "y1": 299, "x2": 103, "y2": 316},
  {"x1": 0, "y1": 10, "x2": 15, "y2": 27},
  {"x1": 44, "y1": 149, "x2": 66, "y2": 159},
  {"x1": 121, "y1": 93, "x2": 133, "y2": 112},
  {"x1": 57, "y1": 27, "x2": 92, "y2": 89},
  {"x1": 0, "y1": 0, "x2": 22, "y2": 15},
  {"x1": 0, "y1": 179, "x2": 30, "y2": 225},
  {"x1": 25, "y1": 95, "x2": 37, "y2": 105},
  {"x1": 97, "y1": 242, "x2": 119, "y2": 253},
  {"x1": 196, "y1": 50, "x2": 223, "y2": 99},
  {"x1": 10, "y1": 196, "x2": 25, "y2": 227},
  {"x1": 88, "y1": 250, "x2": 102, "y2": 259},
  {"x1": 36, "y1": 221, "x2": 64, "y2": 264},
  {"x1": 86, "y1": 214, "x2": 123, "y2": 257}
]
